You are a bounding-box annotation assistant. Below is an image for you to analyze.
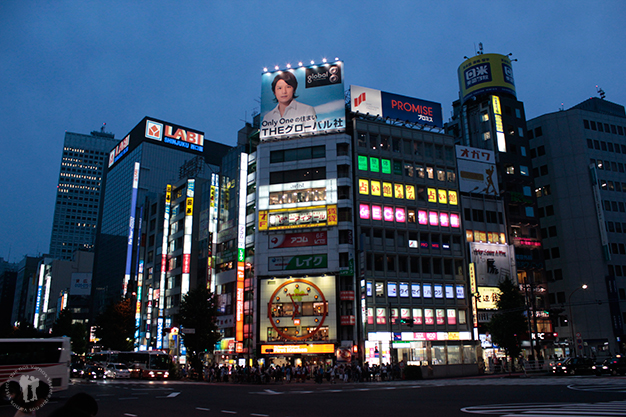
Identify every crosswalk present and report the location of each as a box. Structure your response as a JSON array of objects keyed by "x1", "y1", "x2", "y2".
[{"x1": 462, "y1": 401, "x2": 626, "y2": 416}]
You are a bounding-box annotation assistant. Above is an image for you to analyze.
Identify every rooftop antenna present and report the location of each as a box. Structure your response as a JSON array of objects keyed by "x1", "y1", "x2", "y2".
[
  {"x1": 101, "y1": 122, "x2": 106, "y2": 133},
  {"x1": 477, "y1": 42, "x2": 484, "y2": 55},
  {"x1": 596, "y1": 85, "x2": 606, "y2": 99},
  {"x1": 559, "y1": 103, "x2": 564, "y2": 111}
]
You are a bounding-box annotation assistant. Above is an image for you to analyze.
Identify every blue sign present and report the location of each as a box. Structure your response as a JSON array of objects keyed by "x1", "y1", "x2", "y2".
[{"x1": 381, "y1": 91, "x2": 443, "y2": 128}]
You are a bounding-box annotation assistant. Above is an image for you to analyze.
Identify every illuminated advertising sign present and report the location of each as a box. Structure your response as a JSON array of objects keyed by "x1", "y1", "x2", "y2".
[
  {"x1": 70, "y1": 272, "x2": 92, "y2": 296},
  {"x1": 476, "y1": 286, "x2": 502, "y2": 310},
  {"x1": 258, "y1": 179, "x2": 337, "y2": 210},
  {"x1": 350, "y1": 85, "x2": 443, "y2": 128},
  {"x1": 259, "y1": 205, "x2": 337, "y2": 231},
  {"x1": 260, "y1": 61, "x2": 345, "y2": 140},
  {"x1": 236, "y1": 154, "x2": 248, "y2": 342},
  {"x1": 456, "y1": 145, "x2": 499, "y2": 196},
  {"x1": 123, "y1": 162, "x2": 140, "y2": 297},
  {"x1": 458, "y1": 53, "x2": 516, "y2": 103},
  {"x1": 181, "y1": 179, "x2": 194, "y2": 295},
  {"x1": 268, "y1": 254, "x2": 328, "y2": 271},
  {"x1": 269, "y1": 231, "x2": 327, "y2": 249},
  {"x1": 261, "y1": 277, "x2": 335, "y2": 343},
  {"x1": 469, "y1": 243, "x2": 516, "y2": 287},
  {"x1": 261, "y1": 344, "x2": 335, "y2": 354},
  {"x1": 108, "y1": 117, "x2": 206, "y2": 170}
]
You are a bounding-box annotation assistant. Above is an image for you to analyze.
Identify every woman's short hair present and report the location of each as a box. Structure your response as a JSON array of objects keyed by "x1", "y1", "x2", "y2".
[{"x1": 271, "y1": 71, "x2": 298, "y2": 98}]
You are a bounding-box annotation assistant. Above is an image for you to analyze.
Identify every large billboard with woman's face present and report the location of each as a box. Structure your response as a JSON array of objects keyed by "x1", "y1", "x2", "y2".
[{"x1": 260, "y1": 61, "x2": 345, "y2": 140}]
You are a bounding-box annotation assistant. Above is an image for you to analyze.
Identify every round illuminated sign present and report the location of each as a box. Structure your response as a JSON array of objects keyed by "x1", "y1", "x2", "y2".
[{"x1": 267, "y1": 279, "x2": 328, "y2": 342}]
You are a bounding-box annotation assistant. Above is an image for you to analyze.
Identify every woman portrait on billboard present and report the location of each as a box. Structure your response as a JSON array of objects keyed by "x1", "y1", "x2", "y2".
[{"x1": 262, "y1": 71, "x2": 317, "y2": 136}]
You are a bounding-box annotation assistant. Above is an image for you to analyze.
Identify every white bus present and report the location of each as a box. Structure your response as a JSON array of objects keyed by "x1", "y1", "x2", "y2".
[{"x1": 0, "y1": 337, "x2": 71, "y2": 393}]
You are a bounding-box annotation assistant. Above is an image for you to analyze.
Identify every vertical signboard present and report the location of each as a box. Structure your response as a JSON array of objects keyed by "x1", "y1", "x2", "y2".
[
  {"x1": 492, "y1": 96, "x2": 506, "y2": 152},
  {"x1": 260, "y1": 61, "x2": 345, "y2": 140},
  {"x1": 182, "y1": 179, "x2": 195, "y2": 295},
  {"x1": 157, "y1": 184, "x2": 172, "y2": 350},
  {"x1": 236, "y1": 154, "x2": 248, "y2": 342},
  {"x1": 123, "y1": 162, "x2": 140, "y2": 297}
]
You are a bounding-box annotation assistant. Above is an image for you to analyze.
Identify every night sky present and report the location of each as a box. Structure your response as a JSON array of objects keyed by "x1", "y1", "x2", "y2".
[{"x1": 2, "y1": 1, "x2": 624, "y2": 262}]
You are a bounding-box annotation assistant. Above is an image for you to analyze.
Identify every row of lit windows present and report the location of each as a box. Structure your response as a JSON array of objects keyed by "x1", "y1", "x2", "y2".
[
  {"x1": 359, "y1": 204, "x2": 461, "y2": 227},
  {"x1": 367, "y1": 281, "x2": 465, "y2": 299},
  {"x1": 358, "y1": 155, "x2": 456, "y2": 182},
  {"x1": 367, "y1": 307, "x2": 466, "y2": 326},
  {"x1": 356, "y1": 132, "x2": 455, "y2": 161},
  {"x1": 61, "y1": 173, "x2": 99, "y2": 181},
  {"x1": 358, "y1": 179, "x2": 458, "y2": 205},
  {"x1": 465, "y1": 230, "x2": 506, "y2": 244}
]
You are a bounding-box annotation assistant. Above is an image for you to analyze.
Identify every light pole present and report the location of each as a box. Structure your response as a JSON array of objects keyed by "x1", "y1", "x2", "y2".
[{"x1": 568, "y1": 284, "x2": 588, "y2": 357}]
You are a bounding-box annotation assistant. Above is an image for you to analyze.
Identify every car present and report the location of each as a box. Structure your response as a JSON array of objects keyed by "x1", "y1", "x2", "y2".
[
  {"x1": 70, "y1": 362, "x2": 85, "y2": 378},
  {"x1": 105, "y1": 363, "x2": 131, "y2": 379},
  {"x1": 83, "y1": 364, "x2": 106, "y2": 379},
  {"x1": 605, "y1": 356, "x2": 626, "y2": 376},
  {"x1": 592, "y1": 359, "x2": 612, "y2": 376},
  {"x1": 551, "y1": 357, "x2": 595, "y2": 375}
]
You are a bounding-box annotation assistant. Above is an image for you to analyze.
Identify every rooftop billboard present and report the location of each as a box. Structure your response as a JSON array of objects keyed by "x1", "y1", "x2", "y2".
[
  {"x1": 455, "y1": 145, "x2": 499, "y2": 196},
  {"x1": 458, "y1": 53, "x2": 516, "y2": 103},
  {"x1": 260, "y1": 61, "x2": 345, "y2": 140},
  {"x1": 108, "y1": 117, "x2": 205, "y2": 170},
  {"x1": 350, "y1": 85, "x2": 443, "y2": 128}
]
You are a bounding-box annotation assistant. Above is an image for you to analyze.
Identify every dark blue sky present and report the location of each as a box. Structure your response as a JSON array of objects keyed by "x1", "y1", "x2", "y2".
[{"x1": 1, "y1": 1, "x2": 624, "y2": 262}]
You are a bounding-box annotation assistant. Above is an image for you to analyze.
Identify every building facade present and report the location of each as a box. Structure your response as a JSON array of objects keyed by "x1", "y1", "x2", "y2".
[
  {"x1": 527, "y1": 97, "x2": 626, "y2": 356},
  {"x1": 49, "y1": 127, "x2": 118, "y2": 260}
]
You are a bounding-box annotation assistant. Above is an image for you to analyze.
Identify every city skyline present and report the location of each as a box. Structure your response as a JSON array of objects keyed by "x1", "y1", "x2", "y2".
[{"x1": 2, "y1": 1, "x2": 625, "y2": 262}]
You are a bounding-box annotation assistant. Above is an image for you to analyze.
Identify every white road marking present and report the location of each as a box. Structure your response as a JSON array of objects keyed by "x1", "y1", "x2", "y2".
[
  {"x1": 196, "y1": 407, "x2": 210, "y2": 411},
  {"x1": 124, "y1": 414, "x2": 138, "y2": 417},
  {"x1": 221, "y1": 410, "x2": 237, "y2": 414},
  {"x1": 250, "y1": 414, "x2": 269, "y2": 417},
  {"x1": 119, "y1": 397, "x2": 139, "y2": 400}
]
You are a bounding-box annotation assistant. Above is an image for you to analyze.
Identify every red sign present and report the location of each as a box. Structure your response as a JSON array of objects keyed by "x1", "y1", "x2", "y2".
[
  {"x1": 269, "y1": 231, "x2": 327, "y2": 249},
  {"x1": 340, "y1": 315, "x2": 356, "y2": 325},
  {"x1": 339, "y1": 291, "x2": 355, "y2": 301}
]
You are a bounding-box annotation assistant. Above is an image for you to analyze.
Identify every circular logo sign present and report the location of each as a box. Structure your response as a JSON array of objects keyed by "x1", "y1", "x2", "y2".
[
  {"x1": 268, "y1": 279, "x2": 328, "y2": 342},
  {"x1": 5, "y1": 366, "x2": 53, "y2": 414}
]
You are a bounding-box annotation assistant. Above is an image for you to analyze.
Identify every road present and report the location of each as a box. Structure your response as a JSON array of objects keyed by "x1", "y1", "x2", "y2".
[{"x1": 1, "y1": 375, "x2": 625, "y2": 417}]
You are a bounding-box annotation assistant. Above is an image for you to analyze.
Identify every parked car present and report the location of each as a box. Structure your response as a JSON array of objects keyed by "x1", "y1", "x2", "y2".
[
  {"x1": 83, "y1": 364, "x2": 106, "y2": 379},
  {"x1": 551, "y1": 357, "x2": 595, "y2": 375},
  {"x1": 105, "y1": 363, "x2": 131, "y2": 379}
]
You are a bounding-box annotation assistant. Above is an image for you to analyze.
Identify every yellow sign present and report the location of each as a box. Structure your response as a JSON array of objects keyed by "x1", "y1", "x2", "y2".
[
  {"x1": 405, "y1": 185, "x2": 415, "y2": 200},
  {"x1": 469, "y1": 263, "x2": 477, "y2": 294},
  {"x1": 258, "y1": 210, "x2": 268, "y2": 230},
  {"x1": 327, "y1": 205, "x2": 338, "y2": 226},
  {"x1": 382, "y1": 182, "x2": 393, "y2": 198},
  {"x1": 261, "y1": 344, "x2": 335, "y2": 354},
  {"x1": 448, "y1": 190, "x2": 458, "y2": 205},
  {"x1": 427, "y1": 188, "x2": 437, "y2": 203},
  {"x1": 359, "y1": 179, "x2": 369, "y2": 195},
  {"x1": 394, "y1": 183, "x2": 404, "y2": 199},
  {"x1": 476, "y1": 287, "x2": 502, "y2": 310},
  {"x1": 437, "y1": 189, "x2": 448, "y2": 204},
  {"x1": 186, "y1": 198, "x2": 194, "y2": 215},
  {"x1": 370, "y1": 180, "x2": 381, "y2": 196}
]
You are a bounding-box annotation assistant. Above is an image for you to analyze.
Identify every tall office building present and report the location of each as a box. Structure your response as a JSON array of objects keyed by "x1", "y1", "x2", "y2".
[
  {"x1": 92, "y1": 117, "x2": 231, "y2": 320},
  {"x1": 527, "y1": 97, "x2": 626, "y2": 356},
  {"x1": 446, "y1": 51, "x2": 550, "y2": 359},
  {"x1": 49, "y1": 127, "x2": 118, "y2": 260}
]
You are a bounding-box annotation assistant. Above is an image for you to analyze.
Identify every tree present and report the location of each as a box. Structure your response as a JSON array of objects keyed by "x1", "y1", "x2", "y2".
[
  {"x1": 177, "y1": 286, "x2": 221, "y2": 376},
  {"x1": 95, "y1": 298, "x2": 135, "y2": 351},
  {"x1": 51, "y1": 309, "x2": 88, "y2": 354},
  {"x1": 486, "y1": 278, "x2": 527, "y2": 363}
]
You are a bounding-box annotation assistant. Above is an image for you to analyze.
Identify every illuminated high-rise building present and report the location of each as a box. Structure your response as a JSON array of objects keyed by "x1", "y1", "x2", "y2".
[{"x1": 49, "y1": 127, "x2": 118, "y2": 260}]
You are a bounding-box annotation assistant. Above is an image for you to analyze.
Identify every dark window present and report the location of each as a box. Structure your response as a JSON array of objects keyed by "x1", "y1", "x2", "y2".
[
  {"x1": 546, "y1": 205, "x2": 554, "y2": 216},
  {"x1": 584, "y1": 120, "x2": 590, "y2": 129},
  {"x1": 537, "y1": 145, "x2": 545, "y2": 156},
  {"x1": 591, "y1": 121, "x2": 597, "y2": 130},
  {"x1": 601, "y1": 141, "x2": 607, "y2": 151},
  {"x1": 534, "y1": 127, "x2": 543, "y2": 137},
  {"x1": 269, "y1": 167, "x2": 326, "y2": 184},
  {"x1": 598, "y1": 123, "x2": 604, "y2": 132},
  {"x1": 594, "y1": 140, "x2": 600, "y2": 149}
]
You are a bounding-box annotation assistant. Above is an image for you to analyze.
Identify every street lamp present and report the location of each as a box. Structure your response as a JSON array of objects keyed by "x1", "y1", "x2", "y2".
[{"x1": 568, "y1": 284, "x2": 588, "y2": 357}]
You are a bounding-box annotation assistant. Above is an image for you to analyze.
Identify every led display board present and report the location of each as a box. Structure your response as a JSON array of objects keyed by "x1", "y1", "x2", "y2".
[
  {"x1": 259, "y1": 205, "x2": 337, "y2": 231},
  {"x1": 260, "y1": 61, "x2": 345, "y2": 140},
  {"x1": 350, "y1": 85, "x2": 443, "y2": 128},
  {"x1": 458, "y1": 53, "x2": 516, "y2": 103}
]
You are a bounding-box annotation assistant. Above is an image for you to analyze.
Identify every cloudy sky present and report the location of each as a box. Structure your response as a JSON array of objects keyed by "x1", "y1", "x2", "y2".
[{"x1": 1, "y1": 1, "x2": 624, "y2": 262}]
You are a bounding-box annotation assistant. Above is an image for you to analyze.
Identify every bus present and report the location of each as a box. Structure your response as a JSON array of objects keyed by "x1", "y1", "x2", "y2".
[
  {"x1": 0, "y1": 337, "x2": 71, "y2": 393},
  {"x1": 85, "y1": 350, "x2": 119, "y2": 364},
  {"x1": 117, "y1": 351, "x2": 171, "y2": 379}
]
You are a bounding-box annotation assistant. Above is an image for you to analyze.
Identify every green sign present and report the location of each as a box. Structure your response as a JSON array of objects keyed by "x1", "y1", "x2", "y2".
[
  {"x1": 358, "y1": 155, "x2": 368, "y2": 171},
  {"x1": 369, "y1": 157, "x2": 380, "y2": 172},
  {"x1": 381, "y1": 159, "x2": 391, "y2": 174}
]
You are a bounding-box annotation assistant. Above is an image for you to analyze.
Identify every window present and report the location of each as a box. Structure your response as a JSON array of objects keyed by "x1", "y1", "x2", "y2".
[
  {"x1": 520, "y1": 165, "x2": 529, "y2": 176},
  {"x1": 506, "y1": 165, "x2": 515, "y2": 175}
]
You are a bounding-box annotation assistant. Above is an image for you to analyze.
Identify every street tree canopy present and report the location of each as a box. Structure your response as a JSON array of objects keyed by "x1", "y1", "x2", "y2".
[
  {"x1": 486, "y1": 278, "x2": 527, "y2": 360},
  {"x1": 177, "y1": 286, "x2": 221, "y2": 373},
  {"x1": 95, "y1": 298, "x2": 135, "y2": 351}
]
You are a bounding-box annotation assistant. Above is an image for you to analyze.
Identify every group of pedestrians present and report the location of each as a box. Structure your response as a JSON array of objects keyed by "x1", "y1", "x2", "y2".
[{"x1": 187, "y1": 361, "x2": 402, "y2": 384}]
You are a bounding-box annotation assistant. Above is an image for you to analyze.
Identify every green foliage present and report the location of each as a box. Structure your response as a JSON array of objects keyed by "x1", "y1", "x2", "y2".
[
  {"x1": 177, "y1": 286, "x2": 221, "y2": 373},
  {"x1": 486, "y1": 278, "x2": 527, "y2": 359},
  {"x1": 95, "y1": 298, "x2": 135, "y2": 351},
  {"x1": 51, "y1": 309, "x2": 88, "y2": 354}
]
